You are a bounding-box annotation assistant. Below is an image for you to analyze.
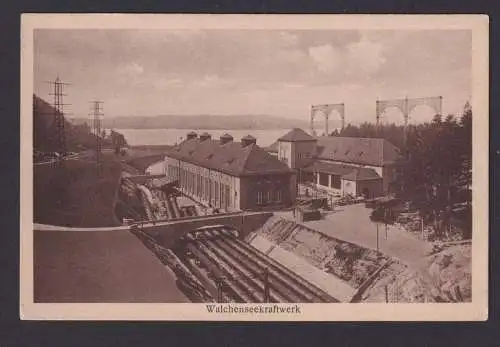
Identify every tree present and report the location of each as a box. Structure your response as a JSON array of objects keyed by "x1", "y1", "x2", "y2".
[
  {"x1": 396, "y1": 106, "x2": 472, "y2": 237},
  {"x1": 340, "y1": 123, "x2": 364, "y2": 137},
  {"x1": 324, "y1": 103, "x2": 472, "y2": 239},
  {"x1": 459, "y1": 101, "x2": 472, "y2": 189},
  {"x1": 110, "y1": 129, "x2": 128, "y2": 155},
  {"x1": 330, "y1": 128, "x2": 340, "y2": 136}
]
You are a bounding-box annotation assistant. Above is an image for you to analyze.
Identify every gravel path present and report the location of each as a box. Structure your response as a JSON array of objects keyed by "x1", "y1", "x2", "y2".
[
  {"x1": 276, "y1": 205, "x2": 441, "y2": 299},
  {"x1": 276, "y1": 204, "x2": 433, "y2": 266}
]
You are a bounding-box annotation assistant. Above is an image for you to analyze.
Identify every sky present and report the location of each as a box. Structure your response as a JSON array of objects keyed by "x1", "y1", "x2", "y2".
[{"x1": 34, "y1": 29, "x2": 471, "y2": 125}]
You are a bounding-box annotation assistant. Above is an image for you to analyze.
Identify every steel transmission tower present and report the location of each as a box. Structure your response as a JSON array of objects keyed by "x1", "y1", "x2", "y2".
[
  {"x1": 376, "y1": 95, "x2": 443, "y2": 148},
  {"x1": 89, "y1": 100, "x2": 104, "y2": 163},
  {"x1": 310, "y1": 103, "x2": 345, "y2": 136},
  {"x1": 47, "y1": 76, "x2": 71, "y2": 162}
]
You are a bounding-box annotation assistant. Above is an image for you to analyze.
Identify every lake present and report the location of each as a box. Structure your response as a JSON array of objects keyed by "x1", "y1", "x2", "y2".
[{"x1": 114, "y1": 128, "x2": 291, "y2": 148}]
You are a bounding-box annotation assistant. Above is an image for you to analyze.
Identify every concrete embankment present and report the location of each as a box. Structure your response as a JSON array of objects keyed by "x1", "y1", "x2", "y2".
[
  {"x1": 249, "y1": 214, "x2": 473, "y2": 303},
  {"x1": 249, "y1": 234, "x2": 356, "y2": 302},
  {"x1": 247, "y1": 216, "x2": 425, "y2": 303}
]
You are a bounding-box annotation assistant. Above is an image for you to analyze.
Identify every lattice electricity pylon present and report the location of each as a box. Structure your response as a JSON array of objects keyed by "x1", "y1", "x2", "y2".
[
  {"x1": 376, "y1": 96, "x2": 443, "y2": 145},
  {"x1": 89, "y1": 100, "x2": 104, "y2": 163},
  {"x1": 46, "y1": 76, "x2": 71, "y2": 159},
  {"x1": 310, "y1": 103, "x2": 345, "y2": 136}
]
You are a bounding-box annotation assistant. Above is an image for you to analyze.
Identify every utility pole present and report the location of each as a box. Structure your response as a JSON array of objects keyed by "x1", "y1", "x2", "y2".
[
  {"x1": 47, "y1": 76, "x2": 71, "y2": 166},
  {"x1": 395, "y1": 276, "x2": 399, "y2": 303},
  {"x1": 314, "y1": 169, "x2": 318, "y2": 200},
  {"x1": 376, "y1": 223, "x2": 380, "y2": 253},
  {"x1": 262, "y1": 267, "x2": 270, "y2": 303},
  {"x1": 297, "y1": 168, "x2": 301, "y2": 199},
  {"x1": 89, "y1": 100, "x2": 104, "y2": 164},
  {"x1": 216, "y1": 278, "x2": 224, "y2": 302}
]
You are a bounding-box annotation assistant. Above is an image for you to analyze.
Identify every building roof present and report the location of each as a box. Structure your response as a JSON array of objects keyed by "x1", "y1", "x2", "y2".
[
  {"x1": 265, "y1": 141, "x2": 279, "y2": 153},
  {"x1": 303, "y1": 161, "x2": 356, "y2": 176},
  {"x1": 241, "y1": 134, "x2": 256, "y2": 141},
  {"x1": 303, "y1": 161, "x2": 381, "y2": 181},
  {"x1": 341, "y1": 167, "x2": 381, "y2": 181},
  {"x1": 278, "y1": 128, "x2": 317, "y2": 142},
  {"x1": 315, "y1": 136, "x2": 401, "y2": 167},
  {"x1": 149, "y1": 176, "x2": 179, "y2": 189},
  {"x1": 165, "y1": 137, "x2": 293, "y2": 177},
  {"x1": 268, "y1": 133, "x2": 401, "y2": 166}
]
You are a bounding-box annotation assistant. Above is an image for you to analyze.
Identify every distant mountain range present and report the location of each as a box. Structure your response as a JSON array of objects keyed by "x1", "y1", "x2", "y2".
[{"x1": 71, "y1": 114, "x2": 313, "y2": 130}]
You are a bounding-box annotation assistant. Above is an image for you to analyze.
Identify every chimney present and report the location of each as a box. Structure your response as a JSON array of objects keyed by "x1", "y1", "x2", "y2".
[
  {"x1": 219, "y1": 133, "x2": 234, "y2": 145},
  {"x1": 199, "y1": 132, "x2": 212, "y2": 141},
  {"x1": 186, "y1": 131, "x2": 198, "y2": 140},
  {"x1": 241, "y1": 135, "x2": 256, "y2": 147}
]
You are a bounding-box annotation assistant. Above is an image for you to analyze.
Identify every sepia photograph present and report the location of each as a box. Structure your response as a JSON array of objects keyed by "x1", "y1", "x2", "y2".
[{"x1": 20, "y1": 14, "x2": 488, "y2": 321}]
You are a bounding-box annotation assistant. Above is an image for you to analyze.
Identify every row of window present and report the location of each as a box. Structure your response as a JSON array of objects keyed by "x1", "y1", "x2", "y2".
[
  {"x1": 167, "y1": 164, "x2": 233, "y2": 208},
  {"x1": 279, "y1": 152, "x2": 311, "y2": 161},
  {"x1": 166, "y1": 163, "x2": 285, "y2": 208},
  {"x1": 296, "y1": 153, "x2": 312, "y2": 159},
  {"x1": 318, "y1": 173, "x2": 341, "y2": 189},
  {"x1": 256, "y1": 190, "x2": 282, "y2": 205}
]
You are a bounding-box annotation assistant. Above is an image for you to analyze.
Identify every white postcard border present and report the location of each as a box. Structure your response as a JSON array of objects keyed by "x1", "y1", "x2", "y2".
[{"x1": 20, "y1": 14, "x2": 489, "y2": 321}]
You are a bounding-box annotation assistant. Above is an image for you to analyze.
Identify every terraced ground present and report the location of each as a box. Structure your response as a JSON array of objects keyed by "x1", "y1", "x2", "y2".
[
  {"x1": 255, "y1": 217, "x2": 471, "y2": 303},
  {"x1": 260, "y1": 217, "x2": 391, "y2": 289}
]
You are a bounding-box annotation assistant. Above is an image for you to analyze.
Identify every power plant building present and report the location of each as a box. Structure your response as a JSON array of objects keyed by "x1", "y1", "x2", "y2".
[
  {"x1": 267, "y1": 128, "x2": 402, "y2": 198},
  {"x1": 164, "y1": 132, "x2": 296, "y2": 211}
]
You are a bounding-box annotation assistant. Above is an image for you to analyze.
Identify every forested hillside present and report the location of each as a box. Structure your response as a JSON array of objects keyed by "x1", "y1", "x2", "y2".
[{"x1": 33, "y1": 94, "x2": 127, "y2": 152}]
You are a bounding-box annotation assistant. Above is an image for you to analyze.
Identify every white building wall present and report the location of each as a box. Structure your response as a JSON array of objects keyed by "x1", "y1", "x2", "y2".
[
  {"x1": 317, "y1": 159, "x2": 383, "y2": 177},
  {"x1": 164, "y1": 155, "x2": 241, "y2": 211},
  {"x1": 313, "y1": 172, "x2": 342, "y2": 195},
  {"x1": 277, "y1": 142, "x2": 293, "y2": 167},
  {"x1": 234, "y1": 176, "x2": 241, "y2": 210},
  {"x1": 165, "y1": 154, "x2": 294, "y2": 211},
  {"x1": 291, "y1": 141, "x2": 317, "y2": 169},
  {"x1": 316, "y1": 158, "x2": 398, "y2": 194}
]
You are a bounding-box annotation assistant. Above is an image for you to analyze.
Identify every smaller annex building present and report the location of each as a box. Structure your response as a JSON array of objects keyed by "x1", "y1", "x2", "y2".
[
  {"x1": 164, "y1": 132, "x2": 296, "y2": 211},
  {"x1": 266, "y1": 128, "x2": 402, "y2": 199}
]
